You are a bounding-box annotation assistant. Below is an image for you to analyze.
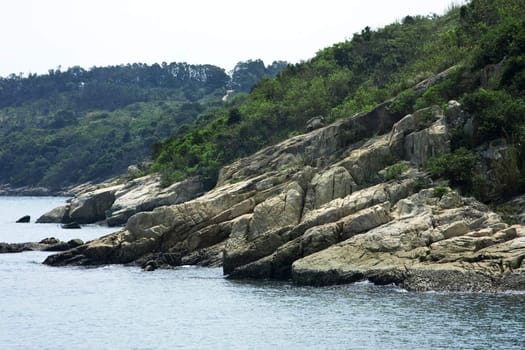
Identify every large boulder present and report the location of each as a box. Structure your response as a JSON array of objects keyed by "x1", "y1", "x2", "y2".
[
  {"x1": 68, "y1": 186, "x2": 119, "y2": 224},
  {"x1": 36, "y1": 205, "x2": 70, "y2": 223},
  {"x1": 304, "y1": 166, "x2": 355, "y2": 212}
]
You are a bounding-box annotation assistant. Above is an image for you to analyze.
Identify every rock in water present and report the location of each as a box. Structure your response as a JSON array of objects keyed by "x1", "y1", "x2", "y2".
[
  {"x1": 16, "y1": 215, "x2": 30, "y2": 223},
  {"x1": 61, "y1": 222, "x2": 81, "y2": 229},
  {"x1": 1, "y1": 237, "x2": 84, "y2": 253},
  {"x1": 36, "y1": 205, "x2": 70, "y2": 223}
]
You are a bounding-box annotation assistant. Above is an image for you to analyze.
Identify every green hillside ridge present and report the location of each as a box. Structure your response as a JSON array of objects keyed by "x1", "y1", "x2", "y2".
[
  {"x1": 0, "y1": 60, "x2": 286, "y2": 191},
  {"x1": 152, "y1": 0, "x2": 525, "y2": 204}
]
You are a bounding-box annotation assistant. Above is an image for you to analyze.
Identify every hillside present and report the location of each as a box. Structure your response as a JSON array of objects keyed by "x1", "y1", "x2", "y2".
[
  {"x1": 0, "y1": 60, "x2": 286, "y2": 192},
  {"x1": 152, "y1": 0, "x2": 525, "y2": 205}
]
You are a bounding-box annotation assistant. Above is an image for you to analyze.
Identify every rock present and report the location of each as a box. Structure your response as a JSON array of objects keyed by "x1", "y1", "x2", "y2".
[
  {"x1": 106, "y1": 175, "x2": 204, "y2": 226},
  {"x1": 217, "y1": 101, "x2": 403, "y2": 187},
  {"x1": 306, "y1": 115, "x2": 325, "y2": 131},
  {"x1": 291, "y1": 189, "x2": 525, "y2": 291},
  {"x1": 37, "y1": 174, "x2": 204, "y2": 227},
  {"x1": 249, "y1": 182, "x2": 304, "y2": 235},
  {"x1": 143, "y1": 260, "x2": 158, "y2": 271},
  {"x1": 0, "y1": 242, "x2": 35, "y2": 253},
  {"x1": 389, "y1": 106, "x2": 450, "y2": 167},
  {"x1": 502, "y1": 195, "x2": 525, "y2": 225},
  {"x1": 0, "y1": 237, "x2": 84, "y2": 253},
  {"x1": 137, "y1": 252, "x2": 182, "y2": 271},
  {"x1": 16, "y1": 215, "x2": 30, "y2": 223},
  {"x1": 61, "y1": 222, "x2": 81, "y2": 229},
  {"x1": 0, "y1": 185, "x2": 53, "y2": 196},
  {"x1": 336, "y1": 134, "x2": 394, "y2": 185},
  {"x1": 412, "y1": 65, "x2": 457, "y2": 94},
  {"x1": 39, "y1": 237, "x2": 60, "y2": 245},
  {"x1": 36, "y1": 205, "x2": 70, "y2": 223},
  {"x1": 476, "y1": 139, "x2": 521, "y2": 202},
  {"x1": 41, "y1": 238, "x2": 84, "y2": 252},
  {"x1": 304, "y1": 166, "x2": 355, "y2": 212},
  {"x1": 41, "y1": 71, "x2": 525, "y2": 291},
  {"x1": 68, "y1": 187, "x2": 118, "y2": 224}
]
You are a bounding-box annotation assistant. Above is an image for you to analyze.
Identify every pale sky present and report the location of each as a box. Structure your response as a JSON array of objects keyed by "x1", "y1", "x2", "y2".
[{"x1": 0, "y1": 0, "x2": 465, "y2": 77}]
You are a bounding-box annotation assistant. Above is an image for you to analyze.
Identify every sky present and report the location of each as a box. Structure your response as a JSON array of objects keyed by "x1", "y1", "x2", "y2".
[{"x1": 0, "y1": 0, "x2": 465, "y2": 77}]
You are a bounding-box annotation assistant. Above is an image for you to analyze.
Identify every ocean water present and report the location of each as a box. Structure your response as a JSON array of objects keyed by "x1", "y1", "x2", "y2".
[{"x1": 0, "y1": 197, "x2": 524, "y2": 350}]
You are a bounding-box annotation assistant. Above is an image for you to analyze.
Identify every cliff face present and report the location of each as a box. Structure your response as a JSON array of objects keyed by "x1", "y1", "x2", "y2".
[{"x1": 43, "y1": 92, "x2": 525, "y2": 291}]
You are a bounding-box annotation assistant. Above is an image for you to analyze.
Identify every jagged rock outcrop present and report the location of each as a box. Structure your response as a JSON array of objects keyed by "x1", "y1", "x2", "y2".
[
  {"x1": 43, "y1": 96, "x2": 525, "y2": 291},
  {"x1": 106, "y1": 175, "x2": 204, "y2": 226},
  {"x1": 36, "y1": 175, "x2": 204, "y2": 226},
  {"x1": 291, "y1": 189, "x2": 525, "y2": 291}
]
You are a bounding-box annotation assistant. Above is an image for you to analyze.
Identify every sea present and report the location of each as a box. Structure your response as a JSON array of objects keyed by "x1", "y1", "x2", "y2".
[{"x1": 0, "y1": 196, "x2": 524, "y2": 350}]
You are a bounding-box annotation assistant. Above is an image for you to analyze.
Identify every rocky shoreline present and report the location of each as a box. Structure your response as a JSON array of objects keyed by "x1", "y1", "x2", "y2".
[
  {"x1": 0, "y1": 185, "x2": 60, "y2": 197},
  {"x1": 40, "y1": 93, "x2": 525, "y2": 292},
  {"x1": 34, "y1": 174, "x2": 204, "y2": 226},
  {"x1": 0, "y1": 237, "x2": 84, "y2": 253}
]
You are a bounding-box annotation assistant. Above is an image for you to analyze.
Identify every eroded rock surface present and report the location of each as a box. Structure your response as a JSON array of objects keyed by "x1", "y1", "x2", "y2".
[
  {"x1": 36, "y1": 175, "x2": 204, "y2": 226},
  {"x1": 43, "y1": 99, "x2": 525, "y2": 291}
]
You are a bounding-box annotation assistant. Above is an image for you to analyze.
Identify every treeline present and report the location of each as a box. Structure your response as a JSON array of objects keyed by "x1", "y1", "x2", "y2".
[
  {"x1": 230, "y1": 60, "x2": 288, "y2": 92},
  {"x1": 0, "y1": 63, "x2": 229, "y2": 110},
  {"x1": 152, "y1": 0, "x2": 525, "y2": 203},
  {"x1": 0, "y1": 60, "x2": 287, "y2": 190}
]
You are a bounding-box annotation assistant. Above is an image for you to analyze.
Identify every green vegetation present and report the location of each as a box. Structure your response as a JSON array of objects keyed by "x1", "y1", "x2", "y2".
[
  {"x1": 425, "y1": 147, "x2": 480, "y2": 193},
  {"x1": 153, "y1": 8, "x2": 467, "y2": 186},
  {"x1": 230, "y1": 60, "x2": 288, "y2": 92},
  {"x1": 494, "y1": 204, "x2": 521, "y2": 225},
  {"x1": 0, "y1": 60, "x2": 286, "y2": 190},
  {"x1": 384, "y1": 163, "x2": 409, "y2": 181},
  {"x1": 433, "y1": 186, "x2": 451, "y2": 199},
  {"x1": 152, "y1": 0, "x2": 525, "y2": 205}
]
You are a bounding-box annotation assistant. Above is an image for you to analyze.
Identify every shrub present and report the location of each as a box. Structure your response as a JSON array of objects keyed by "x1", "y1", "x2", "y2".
[
  {"x1": 494, "y1": 204, "x2": 521, "y2": 225},
  {"x1": 386, "y1": 89, "x2": 417, "y2": 115},
  {"x1": 433, "y1": 186, "x2": 450, "y2": 198},
  {"x1": 384, "y1": 163, "x2": 409, "y2": 181},
  {"x1": 425, "y1": 147, "x2": 480, "y2": 192},
  {"x1": 461, "y1": 89, "x2": 525, "y2": 144}
]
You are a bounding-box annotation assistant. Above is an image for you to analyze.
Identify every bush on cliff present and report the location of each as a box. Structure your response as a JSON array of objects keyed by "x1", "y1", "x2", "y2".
[{"x1": 425, "y1": 147, "x2": 480, "y2": 194}]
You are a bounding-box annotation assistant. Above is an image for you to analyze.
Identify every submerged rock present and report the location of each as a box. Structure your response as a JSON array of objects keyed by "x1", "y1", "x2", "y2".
[{"x1": 61, "y1": 222, "x2": 81, "y2": 229}]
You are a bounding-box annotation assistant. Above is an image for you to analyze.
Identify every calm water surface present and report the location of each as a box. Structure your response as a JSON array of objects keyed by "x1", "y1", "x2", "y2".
[{"x1": 0, "y1": 197, "x2": 524, "y2": 350}]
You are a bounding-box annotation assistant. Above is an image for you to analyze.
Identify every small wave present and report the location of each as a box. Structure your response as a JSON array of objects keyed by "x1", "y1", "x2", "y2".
[
  {"x1": 500, "y1": 289, "x2": 525, "y2": 295},
  {"x1": 354, "y1": 279, "x2": 372, "y2": 285}
]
